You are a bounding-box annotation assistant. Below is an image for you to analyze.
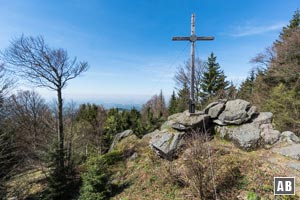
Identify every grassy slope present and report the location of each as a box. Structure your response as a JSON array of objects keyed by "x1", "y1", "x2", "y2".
[
  {"x1": 110, "y1": 135, "x2": 300, "y2": 200},
  {"x1": 6, "y1": 134, "x2": 300, "y2": 200}
]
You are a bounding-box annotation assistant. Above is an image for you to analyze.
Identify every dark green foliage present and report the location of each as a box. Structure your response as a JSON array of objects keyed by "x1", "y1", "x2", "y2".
[
  {"x1": 0, "y1": 126, "x2": 18, "y2": 199},
  {"x1": 247, "y1": 10, "x2": 300, "y2": 133},
  {"x1": 168, "y1": 91, "x2": 178, "y2": 115},
  {"x1": 141, "y1": 91, "x2": 168, "y2": 132},
  {"x1": 263, "y1": 84, "x2": 300, "y2": 134},
  {"x1": 201, "y1": 52, "x2": 229, "y2": 104},
  {"x1": 277, "y1": 9, "x2": 300, "y2": 44},
  {"x1": 104, "y1": 107, "x2": 144, "y2": 140},
  {"x1": 176, "y1": 82, "x2": 190, "y2": 112},
  {"x1": 42, "y1": 141, "x2": 79, "y2": 200},
  {"x1": 237, "y1": 70, "x2": 256, "y2": 101},
  {"x1": 79, "y1": 151, "x2": 123, "y2": 200}
]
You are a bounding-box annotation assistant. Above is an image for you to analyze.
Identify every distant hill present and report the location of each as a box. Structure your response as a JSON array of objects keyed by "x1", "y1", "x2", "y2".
[{"x1": 101, "y1": 103, "x2": 142, "y2": 111}]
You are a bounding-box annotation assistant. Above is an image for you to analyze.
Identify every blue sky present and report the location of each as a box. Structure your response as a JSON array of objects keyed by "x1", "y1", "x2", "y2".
[{"x1": 0, "y1": 0, "x2": 299, "y2": 104}]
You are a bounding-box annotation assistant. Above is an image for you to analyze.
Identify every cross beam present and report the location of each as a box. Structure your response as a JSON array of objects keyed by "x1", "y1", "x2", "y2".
[{"x1": 172, "y1": 13, "x2": 214, "y2": 113}]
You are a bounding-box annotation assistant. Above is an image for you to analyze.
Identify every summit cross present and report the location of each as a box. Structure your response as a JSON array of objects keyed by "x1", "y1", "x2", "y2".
[{"x1": 172, "y1": 13, "x2": 214, "y2": 113}]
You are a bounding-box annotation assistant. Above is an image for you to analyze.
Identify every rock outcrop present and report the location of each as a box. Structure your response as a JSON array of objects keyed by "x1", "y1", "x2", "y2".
[
  {"x1": 215, "y1": 123, "x2": 261, "y2": 151},
  {"x1": 109, "y1": 129, "x2": 134, "y2": 151},
  {"x1": 149, "y1": 129, "x2": 184, "y2": 159},
  {"x1": 149, "y1": 98, "x2": 300, "y2": 157},
  {"x1": 217, "y1": 99, "x2": 257, "y2": 125},
  {"x1": 167, "y1": 110, "x2": 210, "y2": 131}
]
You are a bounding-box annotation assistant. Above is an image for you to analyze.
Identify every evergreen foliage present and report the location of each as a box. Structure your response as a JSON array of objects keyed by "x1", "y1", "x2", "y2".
[
  {"x1": 168, "y1": 91, "x2": 178, "y2": 115},
  {"x1": 277, "y1": 9, "x2": 300, "y2": 43},
  {"x1": 79, "y1": 151, "x2": 123, "y2": 200},
  {"x1": 237, "y1": 70, "x2": 256, "y2": 101},
  {"x1": 263, "y1": 84, "x2": 300, "y2": 134},
  {"x1": 141, "y1": 91, "x2": 168, "y2": 132},
  {"x1": 176, "y1": 82, "x2": 190, "y2": 112},
  {"x1": 201, "y1": 52, "x2": 229, "y2": 103}
]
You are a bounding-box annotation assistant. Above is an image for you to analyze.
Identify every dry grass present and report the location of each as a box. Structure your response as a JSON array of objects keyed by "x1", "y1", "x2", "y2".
[
  {"x1": 5, "y1": 168, "x2": 48, "y2": 199},
  {"x1": 7, "y1": 133, "x2": 300, "y2": 200}
]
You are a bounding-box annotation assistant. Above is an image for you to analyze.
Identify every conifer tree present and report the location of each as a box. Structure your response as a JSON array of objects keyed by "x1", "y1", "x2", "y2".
[
  {"x1": 277, "y1": 9, "x2": 300, "y2": 43},
  {"x1": 200, "y1": 52, "x2": 229, "y2": 103},
  {"x1": 168, "y1": 91, "x2": 177, "y2": 115},
  {"x1": 176, "y1": 82, "x2": 190, "y2": 112},
  {"x1": 237, "y1": 70, "x2": 255, "y2": 101}
]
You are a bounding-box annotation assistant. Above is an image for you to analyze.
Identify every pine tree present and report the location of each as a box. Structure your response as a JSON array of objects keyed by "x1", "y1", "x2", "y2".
[
  {"x1": 200, "y1": 52, "x2": 229, "y2": 103},
  {"x1": 227, "y1": 81, "x2": 237, "y2": 100},
  {"x1": 176, "y1": 82, "x2": 190, "y2": 112},
  {"x1": 277, "y1": 9, "x2": 300, "y2": 43},
  {"x1": 237, "y1": 70, "x2": 255, "y2": 101},
  {"x1": 168, "y1": 91, "x2": 177, "y2": 115}
]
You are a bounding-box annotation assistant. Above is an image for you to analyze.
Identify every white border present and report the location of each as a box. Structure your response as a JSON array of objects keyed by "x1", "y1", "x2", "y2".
[{"x1": 274, "y1": 177, "x2": 295, "y2": 195}]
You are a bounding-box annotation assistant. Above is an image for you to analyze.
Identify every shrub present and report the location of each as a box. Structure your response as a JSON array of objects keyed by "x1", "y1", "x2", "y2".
[
  {"x1": 79, "y1": 151, "x2": 123, "y2": 200},
  {"x1": 183, "y1": 134, "x2": 241, "y2": 199}
]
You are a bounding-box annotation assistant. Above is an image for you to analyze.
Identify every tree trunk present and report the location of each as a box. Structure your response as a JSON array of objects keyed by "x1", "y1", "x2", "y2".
[{"x1": 57, "y1": 88, "x2": 64, "y2": 170}]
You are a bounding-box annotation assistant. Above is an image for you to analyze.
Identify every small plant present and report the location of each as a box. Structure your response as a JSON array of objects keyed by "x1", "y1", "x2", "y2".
[{"x1": 246, "y1": 191, "x2": 260, "y2": 200}]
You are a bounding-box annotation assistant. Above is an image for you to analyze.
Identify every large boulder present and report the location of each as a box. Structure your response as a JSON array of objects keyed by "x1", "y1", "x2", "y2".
[
  {"x1": 215, "y1": 123, "x2": 261, "y2": 151},
  {"x1": 150, "y1": 129, "x2": 185, "y2": 159},
  {"x1": 215, "y1": 112, "x2": 280, "y2": 150},
  {"x1": 167, "y1": 111, "x2": 210, "y2": 131},
  {"x1": 217, "y1": 99, "x2": 257, "y2": 125},
  {"x1": 252, "y1": 112, "x2": 273, "y2": 126},
  {"x1": 204, "y1": 99, "x2": 226, "y2": 119},
  {"x1": 260, "y1": 124, "x2": 281, "y2": 145},
  {"x1": 272, "y1": 144, "x2": 300, "y2": 160},
  {"x1": 109, "y1": 130, "x2": 134, "y2": 151}
]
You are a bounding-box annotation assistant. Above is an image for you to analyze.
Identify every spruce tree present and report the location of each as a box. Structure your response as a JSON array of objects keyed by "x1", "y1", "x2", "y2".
[
  {"x1": 277, "y1": 9, "x2": 300, "y2": 43},
  {"x1": 168, "y1": 91, "x2": 177, "y2": 115},
  {"x1": 176, "y1": 82, "x2": 190, "y2": 112},
  {"x1": 237, "y1": 70, "x2": 255, "y2": 101},
  {"x1": 200, "y1": 52, "x2": 229, "y2": 103}
]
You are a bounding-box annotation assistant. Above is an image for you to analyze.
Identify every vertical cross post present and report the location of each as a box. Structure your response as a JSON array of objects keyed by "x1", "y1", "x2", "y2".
[{"x1": 172, "y1": 13, "x2": 214, "y2": 113}]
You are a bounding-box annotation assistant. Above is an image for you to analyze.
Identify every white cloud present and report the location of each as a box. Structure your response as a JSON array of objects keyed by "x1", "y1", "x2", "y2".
[{"x1": 229, "y1": 22, "x2": 285, "y2": 37}]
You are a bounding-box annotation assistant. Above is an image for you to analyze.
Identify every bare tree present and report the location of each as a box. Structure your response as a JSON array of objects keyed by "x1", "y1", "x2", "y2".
[
  {"x1": 0, "y1": 63, "x2": 16, "y2": 199},
  {"x1": 250, "y1": 46, "x2": 276, "y2": 70},
  {"x1": 8, "y1": 90, "x2": 54, "y2": 165},
  {"x1": 174, "y1": 58, "x2": 205, "y2": 107},
  {"x1": 1, "y1": 35, "x2": 88, "y2": 171}
]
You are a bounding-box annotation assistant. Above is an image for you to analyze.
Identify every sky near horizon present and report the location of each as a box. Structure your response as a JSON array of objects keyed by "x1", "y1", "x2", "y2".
[{"x1": 0, "y1": 0, "x2": 299, "y2": 104}]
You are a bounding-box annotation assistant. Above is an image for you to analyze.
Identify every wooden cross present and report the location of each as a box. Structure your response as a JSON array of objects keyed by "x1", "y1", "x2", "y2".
[{"x1": 172, "y1": 13, "x2": 214, "y2": 113}]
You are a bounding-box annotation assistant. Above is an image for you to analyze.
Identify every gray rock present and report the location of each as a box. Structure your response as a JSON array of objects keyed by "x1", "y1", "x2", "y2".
[
  {"x1": 252, "y1": 112, "x2": 273, "y2": 126},
  {"x1": 213, "y1": 119, "x2": 226, "y2": 126},
  {"x1": 204, "y1": 101, "x2": 219, "y2": 113},
  {"x1": 142, "y1": 129, "x2": 160, "y2": 140},
  {"x1": 208, "y1": 103, "x2": 225, "y2": 119},
  {"x1": 260, "y1": 123, "x2": 281, "y2": 145},
  {"x1": 160, "y1": 120, "x2": 175, "y2": 130},
  {"x1": 215, "y1": 123, "x2": 261, "y2": 151},
  {"x1": 286, "y1": 162, "x2": 300, "y2": 171},
  {"x1": 150, "y1": 129, "x2": 185, "y2": 159},
  {"x1": 218, "y1": 99, "x2": 256, "y2": 125},
  {"x1": 109, "y1": 130, "x2": 133, "y2": 151},
  {"x1": 272, "y1": 144, "x2": 300, "y2": 160},
  {"x1": 246, "y1": 106, "x2": 258, "y2": 121},
  {"x1": 168, "y1": 111, "x2": 210, "y2": 131},
  {"x1": 280, "y1": 131, "x2": 300, "y2": 144}
]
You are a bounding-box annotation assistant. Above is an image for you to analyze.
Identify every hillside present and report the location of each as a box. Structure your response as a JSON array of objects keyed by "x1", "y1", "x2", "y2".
[{"x1": 6, "y1": 99, "x2": 300, "y2": 200}]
